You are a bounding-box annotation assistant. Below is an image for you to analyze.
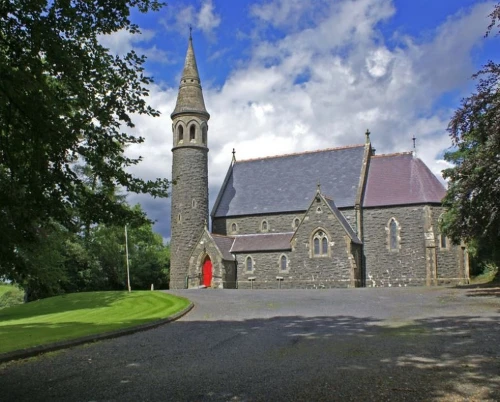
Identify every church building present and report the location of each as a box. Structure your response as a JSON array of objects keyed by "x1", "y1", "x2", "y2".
[{"x1": 168, "y1": 36, "x2": 469, "y2": 290}]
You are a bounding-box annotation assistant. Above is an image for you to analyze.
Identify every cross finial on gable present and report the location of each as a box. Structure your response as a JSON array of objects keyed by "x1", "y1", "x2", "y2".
[
  {"x1": 317, "y1": 180, "x2": 321, "y2": 192},
  {"x1": 412, "y1": 135, "x2": 417, "y2": 157},
  {"x1": 232, "y1": 148, "x2": 236, "y2": 163},
  {"x1": 365, "y1": 129, "x2": 371, "y2": 144}
]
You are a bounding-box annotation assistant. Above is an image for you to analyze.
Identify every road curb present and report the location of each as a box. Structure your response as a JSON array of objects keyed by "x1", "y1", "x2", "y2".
[{"x1": 0, "y1": 302, "x2": 194, "y2": 364}]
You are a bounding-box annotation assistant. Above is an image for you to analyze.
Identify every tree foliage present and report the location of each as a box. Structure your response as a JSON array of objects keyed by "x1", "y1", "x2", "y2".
[
  {"x1": 19, "y1": 204, "x2": 170, "y2": 301},
  {"x1": 0, "y1": 1, "x2": 168, "y2": 279},
  {"x1": 441, "y1": 3, "x2": 500, "y2": 264}
]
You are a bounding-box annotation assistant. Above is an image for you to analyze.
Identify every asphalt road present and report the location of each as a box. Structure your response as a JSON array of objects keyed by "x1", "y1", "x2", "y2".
[{"x1": 1, "y1": 287, "x2": 500, "y2": 401}]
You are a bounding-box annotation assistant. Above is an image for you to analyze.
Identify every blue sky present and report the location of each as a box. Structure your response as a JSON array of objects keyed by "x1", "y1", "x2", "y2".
[{"x1": 99, "y1": 0, "x2": 499, "y2": 240}]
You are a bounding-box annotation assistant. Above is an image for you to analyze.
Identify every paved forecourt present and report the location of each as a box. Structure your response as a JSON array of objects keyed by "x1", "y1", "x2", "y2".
[{"x1": 1, "y1": 287, "x2": 500, "y2": 401}]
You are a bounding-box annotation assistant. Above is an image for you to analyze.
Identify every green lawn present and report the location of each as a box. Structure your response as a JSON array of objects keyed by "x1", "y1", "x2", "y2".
[
  {"x1": 0, "y1": 291, "x2": 190, "y2": 354},
  {"x1": 0, "y1": 284, "x2": 24, "y2": 309}
]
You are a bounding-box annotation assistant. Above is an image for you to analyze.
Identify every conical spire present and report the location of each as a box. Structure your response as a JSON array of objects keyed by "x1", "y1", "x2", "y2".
[{"x1": 171, "y1": 35, "x2": 209, "y2": 119}]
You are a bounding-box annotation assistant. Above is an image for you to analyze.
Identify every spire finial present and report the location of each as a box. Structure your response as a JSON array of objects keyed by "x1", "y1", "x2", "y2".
[
  {"x1": 365, "y1": 129, "x2": 371, "y2": 144},
  {"x1": 232, "y1": 148, "x2": 236, "y2": 163},
  {"x1": 412, "y1": 135, "x2": 417, "y2": 157},
  {"x1": 189, "y1": 25, "x2": 192, "y2": 40},
  {"x1": 317, "y1": 180, "x2": 321, "y2": 192}
]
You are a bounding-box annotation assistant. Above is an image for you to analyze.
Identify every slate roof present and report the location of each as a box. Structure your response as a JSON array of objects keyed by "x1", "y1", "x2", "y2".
[
  {"x1": 324, "y1": 198, "x2": 362, "y2": 244},
  {"x1": 212, "y1": 234, "x2": 235, "y2": 261},
  {"x1": 230, "y1": 233, "x2": 294, "y2": 253},
  {"x1": 212, "y1": 145, "x2": 366, "y2": 218},
  {"x1": 363, "y1": 152, "x2": 446, "y2": 207}
]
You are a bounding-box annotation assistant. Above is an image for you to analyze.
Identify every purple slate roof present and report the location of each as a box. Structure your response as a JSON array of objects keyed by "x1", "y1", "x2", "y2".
[
  {"x1": 230, "y1": 232, "x2": 294, "y2": 253},
  {"x1": 363, "y1": 153, "x2": 446, "y2": 207},
  {"x1": 212, "y1": 145, "x2": 366, "y2": 218},
  {"x1": 212, "y1": 234, "x2": 235, "y2": 261}
]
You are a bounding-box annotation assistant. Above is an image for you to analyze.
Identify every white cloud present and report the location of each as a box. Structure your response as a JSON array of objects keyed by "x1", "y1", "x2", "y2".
[
  {"x1": 126, "y1": 0, "x2": 497, "y2": 239},
  {"x1": 198, "y1": 1, "x2": 221, "y2": 36},
  {"x1": 162, "y1": 0, "x2": 221, "y2": 38},
  {"x1": 98, "y1": 28, "x2": 172, "y2": 64}
]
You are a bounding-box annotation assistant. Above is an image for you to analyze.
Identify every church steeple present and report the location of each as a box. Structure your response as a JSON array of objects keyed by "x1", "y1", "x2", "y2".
[
  {"x1": 171, "y1": 35, "x2": 209, "y2": 119},
  {"x1": 169, "y1": 34, "x2": 210, "y2": 289}
]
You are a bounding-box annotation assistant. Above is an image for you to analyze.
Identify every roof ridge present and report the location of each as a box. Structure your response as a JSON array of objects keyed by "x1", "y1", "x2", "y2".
[
  {"x1": 211, "y1": 233, "x2": 234, "y2": 239},
  {"x1": 236, "y1": 144, "x2": 365, "y2": 163},
  {"x1": 372, "y1": 151, "x2": 413, "y2": 158},
  {"x1": 233, "y1": 232, "x2": 294, "y2": 237}
]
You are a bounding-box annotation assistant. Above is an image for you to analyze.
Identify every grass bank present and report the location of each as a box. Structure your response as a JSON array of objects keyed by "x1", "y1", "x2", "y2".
[
  {"x1": 0, "y1": 284, "x2": 24, "y2": 309},
  {"x1": 0, "y1": 291, "x2": 189, "y2": 354}
]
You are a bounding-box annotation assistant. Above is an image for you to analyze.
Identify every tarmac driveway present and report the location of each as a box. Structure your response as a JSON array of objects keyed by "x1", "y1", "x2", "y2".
[{"x1": 1, "y1": 287, "x2": 500, "y2": 401}]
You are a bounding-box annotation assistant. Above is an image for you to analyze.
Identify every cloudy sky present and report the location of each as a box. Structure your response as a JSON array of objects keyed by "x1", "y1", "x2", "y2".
[{"x1": 99, "y1": 0, "x2": 499, "y2": 241}]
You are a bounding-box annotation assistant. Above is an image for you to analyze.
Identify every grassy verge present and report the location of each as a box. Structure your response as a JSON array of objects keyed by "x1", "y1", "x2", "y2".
[
  {"x1": 469, "y1": 263, "x2": 499, "y2": 285},
  {"x1": 0, "y1": 284, "x2": 24, "y2": 309},
  {"x1": 0, "y1": 291, "x2": 190, "y2": 354}
]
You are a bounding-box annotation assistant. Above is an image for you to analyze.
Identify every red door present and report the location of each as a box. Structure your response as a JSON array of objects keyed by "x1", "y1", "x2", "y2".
[{"x1": 202, "y1": 257, "x2": 212, "y2": 287}]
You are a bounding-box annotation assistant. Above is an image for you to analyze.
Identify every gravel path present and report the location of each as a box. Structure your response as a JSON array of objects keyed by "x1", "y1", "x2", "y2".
[{"x1": 1, "y1": 287, "x2": 500, "y2": 401}]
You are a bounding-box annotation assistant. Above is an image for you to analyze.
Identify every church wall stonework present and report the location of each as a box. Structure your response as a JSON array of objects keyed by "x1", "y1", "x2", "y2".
[
  {"x1": 363, "y1": 205, "x2": 466, "y2": 287},
  {"x1": 235, "y1": 197, "x2": 360, "y2": 288},
  {"x1": 363, "y1": 205, "x2": 426, "y2": 286},
  {"x1": 429, "y1": 206, "x2": 468, "y2": 284},
  {"x1": 212, "y1": 207, "x2": 356, "y2": 236}
]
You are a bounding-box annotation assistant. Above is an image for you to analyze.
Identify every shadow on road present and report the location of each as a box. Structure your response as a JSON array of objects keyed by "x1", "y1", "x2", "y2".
[{"x1": 1, "y1": 313, "x2": 499, "y2": 401}]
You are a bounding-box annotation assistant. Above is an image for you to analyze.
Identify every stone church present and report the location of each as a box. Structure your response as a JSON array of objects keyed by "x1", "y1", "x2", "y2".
[{"x1": 169, "y1": 36, "x2": 469, "y2": 290}]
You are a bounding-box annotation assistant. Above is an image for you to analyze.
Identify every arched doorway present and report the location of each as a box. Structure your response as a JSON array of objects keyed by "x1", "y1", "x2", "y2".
[{"x1": 202, "y1": 256, "x2": 212, "y2": 287}]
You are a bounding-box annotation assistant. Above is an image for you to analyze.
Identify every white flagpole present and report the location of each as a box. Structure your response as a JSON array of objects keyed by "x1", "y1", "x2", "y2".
[{"x1": 125, "y1": 224, "x2": 131, "y2": 292}]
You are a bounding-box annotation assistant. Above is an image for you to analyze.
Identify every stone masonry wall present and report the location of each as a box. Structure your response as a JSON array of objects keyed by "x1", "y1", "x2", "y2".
[
  {"x1": 212, "y1": 208, "x2": 356, "y2": 236},
  {"x1": 430, "y1": 206, "x2": 468, "y2": 284},
  {"x1": 235, "y1": 197, "x2": 359, "y2": 288},
  {"x1": 363, "y1": 206, "x2": 427, "y2": 286},
  {"x1": 170, "y1": 146, "x2": 209, "y2": 289}
]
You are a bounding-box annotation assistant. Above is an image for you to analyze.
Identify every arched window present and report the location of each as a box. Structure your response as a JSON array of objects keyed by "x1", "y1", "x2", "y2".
[
  {"x1": 178, "y1": 125, "x2": 184, "y2": 142},
  {"x1": 440, "y1": 234, "x2": 448, "y2": 250},
  {"x1": 322, "y1": 237, "x2": 328, "y2": 254},
  {"x1": 388, "y1": 218, "x2": 400, "y2": 251},
  {"x1": 190, "y1": 124, "x2": 196, "y2": 141},
  {"x1": 202, "y1": 126, "x2": 207, "y2": 144},
  {"x1": 280, "y1": 255, "x2": 288, "y2": 271},
  {"x1": 312, "y1": 230, "x2": 329, "y2": 257},
  {"x1": 261, "y1": 220, "x2": 268, "y2": 232},
  {"x1": 293, "y1": 218, "x2": 300, "y2": 229},
  {"x1": 231, "y1": 223, "x2": 237, "y2": 233},
  {"x1": 245, "y1": 256, "x2": 253, "y2": 272},
  {"x1": 438, "y1": 214, "x2": 448, "y2": 250}
]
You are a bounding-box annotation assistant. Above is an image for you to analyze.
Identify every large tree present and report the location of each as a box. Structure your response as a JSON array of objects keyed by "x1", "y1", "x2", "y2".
[
  {"x1": 441, "y1": 3, "x2": 500, "y2": 264},
  {"x1": 0, "y1": 1, "x2": 168, "y2": 281}
]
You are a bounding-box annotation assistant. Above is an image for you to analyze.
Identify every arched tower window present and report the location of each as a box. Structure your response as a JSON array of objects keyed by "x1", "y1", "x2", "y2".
[
  {"x1": 312, "y1": 230, "x2": 329, "y2": 257},
  {"x1": 202, "y1": 125, "x2": 207, "y2": 145},
  {"x1": 293, "y1": 218, "x2": 300, "y2": 229},
  {"x1": 178, "y1": 125, "x2": 184, "y2": 143},
  {"x1": 245, "y1": 256, "x2": 254, "y2": 272},
  {"x1": 190, "y1": 124, "x2": 196, "y2": 142},
  {"x1": 261, "y1": 220, "x2": 269, "y2": 232},
  {"x1": 387, "y1": 218, "x2": 400, "y2": 251}
]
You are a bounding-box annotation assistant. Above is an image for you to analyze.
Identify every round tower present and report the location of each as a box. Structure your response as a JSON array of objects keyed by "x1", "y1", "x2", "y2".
[{"x1": 170, "y1": 35, "x2": 210, "y2": 289}]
